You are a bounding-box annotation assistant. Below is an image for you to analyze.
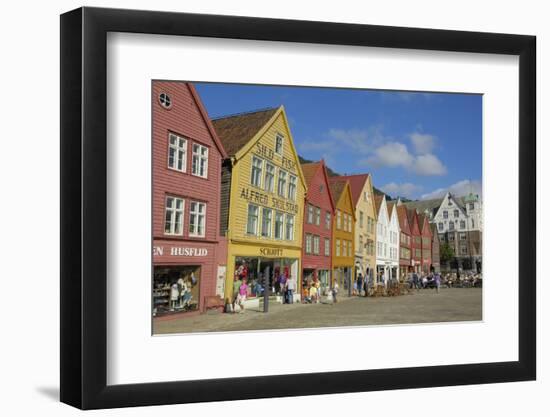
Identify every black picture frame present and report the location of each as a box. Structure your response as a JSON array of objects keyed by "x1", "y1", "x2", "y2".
[{"x1": 60, "y1": 6, "x2": 536, "y2": 410}]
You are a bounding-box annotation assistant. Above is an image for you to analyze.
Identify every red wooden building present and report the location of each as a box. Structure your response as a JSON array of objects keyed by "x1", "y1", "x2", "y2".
[
  {"x1": 152, "y1": 81, "x2": 228, "y2": 318},
  {"x1": 418, "y1": 213, "x2": 433, "y2": 273},
  {"x1": 300, "y1": 160, "x2": 335, "y2": 294},
  {"x1": 396, "y1": 204, "x2": 412, "y2": 280},
  {"x1": 407, "y1": 208, "x2": 422, "y2": 273}
]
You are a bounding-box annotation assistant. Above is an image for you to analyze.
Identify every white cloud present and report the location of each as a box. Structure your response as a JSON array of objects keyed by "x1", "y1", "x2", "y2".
[
  {"x1": 409, "y1": 132, "x2": 437, "y2": 154},
  {"x1": 420, "y1": 179, "x2": 482, "y2": 200},
  {"x1": 380, "y1": 182, "x2": 423, "y2": 199},
  {"x1": 363, "y1": 142, "x2": 414, "y2": 168},
  {"x1": 326, "y1": 125, "x2": 386, "y2": 154},
  {"x1": 412, "y1": 153, "x2": 447, "y2": 176}
]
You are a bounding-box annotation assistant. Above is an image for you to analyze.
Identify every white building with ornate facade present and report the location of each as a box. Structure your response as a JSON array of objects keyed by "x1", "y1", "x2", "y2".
[{"x1": 374, "y1": 195, "x2": 399, "y2": 285}]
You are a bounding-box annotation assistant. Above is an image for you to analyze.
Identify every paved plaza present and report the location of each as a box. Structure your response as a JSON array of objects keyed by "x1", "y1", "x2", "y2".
[{"x1": 153, "y1": 287, "x2": 482, "y2": 335}]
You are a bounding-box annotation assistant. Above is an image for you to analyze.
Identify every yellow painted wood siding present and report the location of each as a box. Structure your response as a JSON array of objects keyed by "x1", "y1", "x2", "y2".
[
  {"x1": 332, "y1": 183, "x2": 355, "y2": 269},
  {"x1": 354, "y1": 175, "x2": 377, "y2": 272}
]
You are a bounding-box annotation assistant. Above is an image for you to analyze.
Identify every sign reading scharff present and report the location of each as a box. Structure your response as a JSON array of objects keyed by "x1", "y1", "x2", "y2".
[{"x1": 212, "y1": 106, "x2": 307, "y2": 304}]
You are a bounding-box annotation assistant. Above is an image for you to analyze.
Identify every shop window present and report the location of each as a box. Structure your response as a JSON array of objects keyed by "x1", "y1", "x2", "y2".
[
  {"x1": 168, "y1": 133, "x2": 187, "y2": 172},
  {"x1": 275, "y1": 133, "x2": 284, "y2": 155},
  {"x1": 285, "y1": 214, "x2": 295, "y2": 240},
  {"x1": 264, "y1": 163, "x2": 275, "y2": 192},
  {"x1": 288, "y1": 175, "x2": 297, "y2": 201},
  {"x1": 261, "y1": 208, "x2": 272, "y2": 237},
  {"x1": 246, "y1": 204, "x2": 259, "y2": 235},
  {"x1": 153, "y1": 265, "x2": 200, "y2": 316},
  {"x1": 164, "y1": 196, "x2": 184, "y2": 235},
  {"x1": 189, "y1": 201, "x2": 206, "y2": 237},
  {"x1": 250, "y1": 156, "x2": 263, "y2": 187},
  {"x1": 274, "y1": 211, "x2": 284, "y2": 239},
  {"x1": 278, "y1": 169, "x2": 287, "y2": 197}
]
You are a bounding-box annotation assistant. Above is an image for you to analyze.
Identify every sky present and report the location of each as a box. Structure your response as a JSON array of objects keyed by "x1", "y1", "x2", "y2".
[{"x1": 194, "y1": 82, "x2": 482, "y2": 201}]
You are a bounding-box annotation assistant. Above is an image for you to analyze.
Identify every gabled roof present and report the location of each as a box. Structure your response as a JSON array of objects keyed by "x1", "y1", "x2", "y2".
[
  {"x1": 396, "y1": 205, "x2": 411, "y2": 234},
  {"x1": 407, "y1": 208, "x2": 420, "y2": 234},
  {"x1": 328, "y1": 174, "x2": 370, "y2": 206},
  {"x1": 211, "y1": 107, "x2": 278, "y2": 156},
  {"x1": 301, "y1": 160, "x2": 335, "y2": 212},
  {"x1": 328, "y1": 178, "x2": 355, "y2": 218},
  {"x1": 387, "y1": 201, "x2": 396, "y2": 216},
  {"x1": 187, "y1": 83, "x2": 228, "y2": 159},
  {"x1": 418, "y1": 213, "x2": 432, "y2": 235},
  {"x1": 374, "y1": 194, "x2": 384, "y2": 216}
]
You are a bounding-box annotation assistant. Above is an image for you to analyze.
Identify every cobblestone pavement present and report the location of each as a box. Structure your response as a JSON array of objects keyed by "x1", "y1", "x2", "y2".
[{"x1": 153, "y1": 287, "x2": 482, "y2": 335}]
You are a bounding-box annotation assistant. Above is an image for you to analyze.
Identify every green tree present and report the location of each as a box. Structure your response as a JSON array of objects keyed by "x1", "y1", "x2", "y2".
[{"x1": 440, "y1": 242, "x2": 455, "y2": 265}]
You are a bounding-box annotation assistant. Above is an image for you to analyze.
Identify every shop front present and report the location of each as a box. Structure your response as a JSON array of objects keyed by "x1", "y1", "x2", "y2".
[
  {"x1": 333, "y1": 265, "x2": 353, "y2": 296},
  {"x1": 153, "y1": 240, "x2": 220, "y2": 317},
  {"x1": 226, "y1": 243, "x2": 302, "y2": 303}
]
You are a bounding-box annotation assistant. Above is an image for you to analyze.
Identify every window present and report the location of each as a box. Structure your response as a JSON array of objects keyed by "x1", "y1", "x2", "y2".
[
  {"x1": 415, "y1": 249, "x2": 421, "y2": 258},
  {"x1": 189, "y1": 201, "x2": 206, "y2": 237},
  {"x1": 359, "y1": 211, "x2": 364, "y2": 228},
  {"x1": 246, "y1": 204, "x2": 259, "y2": 235},
  {"x1": 313, "y1": 235, "x2": 320, "y2": 255},
  {"x1": 191, "y1": 143, "x2": 208, "y2": 178},
  {"x1": 285, "y1": 214, "x2": 295, "y2": 240},
  {"x1": 288, "y1": 175, "x2": 297, "y2": 201},
  {"x1": 250, "y1": 156, "x2": 263, "y2": 187},
  {"x1": 159, "y1": 92, "x2": 171, "y2": 108},
  {"x1": 438, "y1": 222, "x2": 443, "y2": 231},
  {"x1": 325, "y1": 212, "x2": 331, "y2": 229},
  {"x1": 449, "y1": 233, "x2": 455, "y2": 241},
  {"x1": 359, "y1": 234, "x2": 363, "y2": 248},
  {"x1": 449, "y1": 221, "x2": 455, "y2": 231},
  {"x1": 261, "y1": 208, "x2": 272, "y2": 237},
  {"x1": 364, "y1": 191, "x2": 369, "y2": 202},
  {"x1": 324, "y1": 238, "x2": 330, "y2": 256},
  {"x1": 315, "y1": 207, "x2": 321, "y2": 226},
  {"x1": 336, "y1": 239, "x2": 340, "y2": 257},
  {"x1": 275, "y1": 212, "x2": 284, "y2": 239},
  {"x1": 277, "y1": 170, "x2": 287, "y2": 197},
  {"x1": 343, "y1": 213, "x2": 348, "y2": 232},
  {"x1": 460, "y1": 220, "x2": 466, "y2": 229},
  {"x1": 461, "y1": 245, "x2": 468, "y2": 255},
  {"x1": 469, "y1": 203, "x2": 475, "y2": 210},
  {"x1": 164, "y1": 196, "x2": 184, "y2": 235},
  {"x1": 275, "y1": 133, "x2": 284, "y2": 155},
  {"x1": 454, "y1": 209, "x2": 459, "y2": 218},
  {"x1": 168, "y1": 133, "x2": 187, "y2": 172},
  {"x1": 471, "y1": 218, "x2": 475, "y2": 228},
  {"x1": 305, "y1": 234, "x2": 312, "y2": 254},
  {"x1": 307, "y1": 205, "x2": 314, "y2": 224},
  {"x1": 336, "y1": 210, "x2": 341, "y2": 229},
  {"x1": 459, "y1": 232, "x2": 467, "y2": 241},
  {"x1": 264, "y1": 163, "x2": 275, "y2": 192},
  {"x1": 443, "y1": 210, "x2": 448, "y2": 219}
]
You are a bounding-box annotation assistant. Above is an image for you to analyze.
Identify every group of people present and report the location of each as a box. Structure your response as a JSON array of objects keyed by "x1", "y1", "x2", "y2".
[
  {"x1": 407, "y1": 271, "x2": 442, "y2": 292},
  {"x1": 169, "y1": 275, "x2": 196, "y2": 311}
]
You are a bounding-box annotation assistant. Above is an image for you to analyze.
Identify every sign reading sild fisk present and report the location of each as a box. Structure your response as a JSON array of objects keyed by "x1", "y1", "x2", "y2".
[
  {"x1": 153, "y1": 246, "x2": 208, "y2": 256},
  {"x1": 255, "y1": 144, "x2": 296, "y2": 172},
  {"x1": 240, "y1": 187, "x2": 299, "y2": 213}
]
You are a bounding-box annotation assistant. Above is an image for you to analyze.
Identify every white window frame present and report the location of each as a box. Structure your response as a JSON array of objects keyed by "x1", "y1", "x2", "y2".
[
  {"x1": 277, "y1": 169, "x2": 287, "y2": 197},
  {"x1": 246, "y1": 204, "x2": 259, "y2": 235},
  {"x1": 336, "y1": 210, "x2": 342, "y2": 230},
  {"x1": 288, "y1": 175, "x2": 297, "y2": 201},
  {"x1": 313, "y1": 235, "x2": 320, "y2": 255},
  {"x1": 191, "y1": 143, "x2": 209, "y2": 178},
  {"x1": 305, "y1": 234, "x2": 312, "y2": 254},
  {"x1": 168, "y1": 133, "x2": 187, "y2": 172},
  {"x1": 324, "y1": 238, "x2": 330, "y2": 256},
  {"x1": 264, "y1": 162, "x2": 275, "y2": 193},
  {"x1": 315, "y1": 207, "x2": 321, "y2": 226},
  {"x1": 189, "y1": 201, "x2": 206, "y2": 237},
  {"x1": 274, "y1": 211, "x2": 284, "y2": 240},
  {"x1": 336, "y1": 239, "x2": 340, "y2": 257},
  {"x1": 164, "y1": 196, "x2": 184, "y2": 236},
  {"x1": 261, "y1": 207, "x2": 273, "y2": 238},
  {"x1": 285, "y1": 214, "x2": 295, "y2": 240},
  {"x1": 250, "y1": 156, "x2": 263, "y2": 188},
  {"x1": 275, "y1": 133, "x2": 284, "y2": 155},
  {"x1": 325, "y1": 212, "x2": 331, "y2": 229},
  {"x1": 307, "y1": 204, "x2": 314, "y2": 224}
]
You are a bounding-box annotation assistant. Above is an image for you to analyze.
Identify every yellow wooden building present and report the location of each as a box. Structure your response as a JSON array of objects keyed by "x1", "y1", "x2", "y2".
[
  {"x1": 329, "y1": 174, "x2": 377, "y2": 286},
  {"x1": 328, "y1": 178, "x2": 356, "y2": 296},
  {"x1": 212, "y1": 106, "x2": 307, "y2": 303}
]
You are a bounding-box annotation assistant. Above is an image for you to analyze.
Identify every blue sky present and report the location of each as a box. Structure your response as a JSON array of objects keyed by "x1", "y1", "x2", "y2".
[{"x1": 195, "y1": 82, "x2": 482, "y2": 201}]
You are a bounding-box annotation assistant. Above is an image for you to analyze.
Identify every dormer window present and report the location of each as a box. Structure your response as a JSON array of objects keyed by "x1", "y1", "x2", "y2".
[
  {"x1": 159, "y1": 92, "x2": 172, "y2": 109},
  {"x1": 275, "y1": 133, "x2": 284, "y2": 155}
]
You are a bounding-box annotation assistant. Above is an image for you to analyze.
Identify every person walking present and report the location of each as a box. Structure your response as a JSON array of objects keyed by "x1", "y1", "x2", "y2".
[
  {"x1": 232, "y1": 277, "x2": 242, "y2": 313},
  {"x1": 287, "y1": 275, "x2": 296, "y2": 304},
  {"x1": 356, "y1": 273, "x2": 364, "y2": 296},
  {"x1": 434, "y1": 272, "x2": 441, "y2": 293},
  {"x1": 332, "y1": 281, "x2": 339, "y2": 303},
  {"x1": 236, "y1": 279, "x2": 249, "y2": 313}
]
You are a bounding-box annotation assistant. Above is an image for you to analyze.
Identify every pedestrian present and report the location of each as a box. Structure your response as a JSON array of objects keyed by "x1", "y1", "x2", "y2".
[
  {"x1": 236, "y1": 279, "x2": 248, "y2": 313},
  {"x1": 332, "y1": 281, "x2": 339, "y2": 303},
  {"x1": 287, "y1": 275, "x2": 296, "y2": 304},
  {"x1": 357, "y1": 273, "x2": 363, "y2": 296},
  {"x1": 309, "y1": 283, "x2": 318, "y2": 304},
  {"x1": 314, "y1": 279, "x2": 321, "y2": 303},
  {"x1": 434, "y1": 272, "x2": 441, "y2": 293},
  {"x1": 421, "y1": 274, "x2": 428, "y2": 289},
  {"x1": 232, "y1": 276, "x2": 242, "y2": 313}
]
